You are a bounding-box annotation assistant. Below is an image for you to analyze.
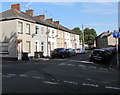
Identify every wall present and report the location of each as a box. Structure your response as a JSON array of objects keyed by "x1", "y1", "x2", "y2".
[{"x1": 1, "y1": 19, "x2": 17, "y2": 58}]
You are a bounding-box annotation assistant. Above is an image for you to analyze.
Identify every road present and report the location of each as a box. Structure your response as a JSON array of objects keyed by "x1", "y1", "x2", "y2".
[{"x1": 2, "y1": 51, "x2": 120, "y2": 94}]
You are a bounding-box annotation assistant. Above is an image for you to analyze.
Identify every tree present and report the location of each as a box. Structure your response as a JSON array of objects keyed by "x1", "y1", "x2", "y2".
[
  {"x1": 71, "y1": 27, "x2": 83, "y2": 41},
  {"x1": 84, "y1": 28, "x2": 97, "y2": 45}
]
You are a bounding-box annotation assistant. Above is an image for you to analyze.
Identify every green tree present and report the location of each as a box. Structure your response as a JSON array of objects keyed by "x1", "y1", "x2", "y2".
[
  {"x1": 71, "y1": 27, "x2": 83, "y2": 41},
  {"x1": 84, "y1": 28, "x2": 97, "y2": 45}
]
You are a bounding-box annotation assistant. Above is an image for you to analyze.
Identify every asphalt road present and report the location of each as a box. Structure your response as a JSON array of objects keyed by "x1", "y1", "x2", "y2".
[{"x1": 2, "y1": 51, "x2": 120, "y2": 94}]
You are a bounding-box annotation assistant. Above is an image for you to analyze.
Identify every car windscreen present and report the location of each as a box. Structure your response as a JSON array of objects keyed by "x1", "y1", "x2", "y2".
[{"x1": 93, "y1": 51, "x2": 105, "y2": 56}]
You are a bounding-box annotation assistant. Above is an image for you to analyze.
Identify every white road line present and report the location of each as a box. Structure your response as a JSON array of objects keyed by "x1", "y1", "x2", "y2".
[
  {"x1": 7, "y1": 74, "x2": 16, "y2": 76},
  {"x1": 83, "y1": 83, "x2": 99, "y2": 88},
  {"x1": 78, "y1": 65, "x2": 86, "y2": 68},
  {"x1": 19, "y1": 74, "x2": 28, "y2": 77},
  {"x1": 88, "y1": 66, "x2": 97, "y2": 69},
  {"x1": 70, "y1": 60, "x2": 93, "y2": 64},
  {"x1": 105, "y1": 86, "x2": 120, "y2": 90}
]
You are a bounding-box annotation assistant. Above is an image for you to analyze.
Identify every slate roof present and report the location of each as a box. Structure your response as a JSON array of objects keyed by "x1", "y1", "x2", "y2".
[
  {"x1": 96, "y1": 31, "x2": 112, "y2": 39},
  {"x1": 0, "y1": 8, "x2": 79, "y2": 35}
]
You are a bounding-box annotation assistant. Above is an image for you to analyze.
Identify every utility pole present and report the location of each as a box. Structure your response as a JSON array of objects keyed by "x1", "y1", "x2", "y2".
[{"x1": 82, "y1": 24, "x2": 85, "y2": 49}]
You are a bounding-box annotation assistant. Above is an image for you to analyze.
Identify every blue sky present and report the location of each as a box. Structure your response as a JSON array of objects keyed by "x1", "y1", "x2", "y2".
[{"x1": 1, "y1": 2, "x2": 118, "y2": 35}]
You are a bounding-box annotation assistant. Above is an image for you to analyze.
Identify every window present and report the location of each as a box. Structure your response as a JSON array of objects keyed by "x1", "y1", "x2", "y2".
[
  {"x1": 52, "y1": 30, "x2": 54, "y2": 38},
  {"x1": 35, "y1": 26, "x2": 39, "y2": 34},
  {"x1": 26, "y1": 41, "x2": 31, "y2": 52},
  {"x1": 41, "y1": 42, "x2": 44, "y2": 51},
  {"x1": 0, "y1": 42, "x2": 8, "y2": 53},
  {"x1": 18, "y1": 22, "x2": 23, "y2": 34},
  {"x1": 35, "y1": 41, "x2": 39, "y2": 51},
  {"x1": 52, "y1": 43, "x2": 54, "y2": 50},
  {"x1": 41, "y1": 27, "x2": 44, "y2": 35},
  {"x1": 26, "y1": 24, "x2": 30, "y2": 34}
]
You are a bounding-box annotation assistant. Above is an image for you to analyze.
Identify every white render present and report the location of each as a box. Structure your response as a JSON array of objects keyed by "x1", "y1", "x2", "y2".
[{"x1": 47, "y1": 27, "x2": 57, "y2": 56}]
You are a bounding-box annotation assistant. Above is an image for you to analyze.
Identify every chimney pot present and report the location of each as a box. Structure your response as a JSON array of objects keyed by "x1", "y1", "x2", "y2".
[
  {"x1": 38, "y1": 15, "x2": 45, "y2": 19},
  {"x1": 46, "y1": 18, "x2": 53, "y2": 22},
  {"x1": 11, "y1": 4, "x2": 20, "y2": 11},
  {"x1": 26, "y1": 9, "x2": 34, "y2": 17},
  {"x1": 53, "y1": 21, "x2": 60, "y2": 24}
]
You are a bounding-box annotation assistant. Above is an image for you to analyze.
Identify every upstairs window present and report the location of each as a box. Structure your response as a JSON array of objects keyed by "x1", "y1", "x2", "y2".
[
  {"x1": 41, "y1": 27, "x2": 44, "y2": 35},
  {"x1": 52, "y1": 30, "x2": 54, "y2": 38},
  {"x1": 18, "y1": 22, "x2": 23, "y2": 34},
  {"x1": 26, "y1": 24, "x2": 30, "y2": 34},
  {"x1": 35, "y1": 26, "x2": 39, "y2": 35}
]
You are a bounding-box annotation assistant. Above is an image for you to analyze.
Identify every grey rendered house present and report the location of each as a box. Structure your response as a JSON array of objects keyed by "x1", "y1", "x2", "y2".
[{"x1": 96, "y1": 31, "x2": 116, "y2": 49}]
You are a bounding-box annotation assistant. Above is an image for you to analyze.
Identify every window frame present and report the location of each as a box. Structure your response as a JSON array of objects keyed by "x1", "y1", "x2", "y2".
[
  {"x1": 26, "y1": 41, "x2": 31, "y2": 53},
  {"x1": 26, "y1": 24, "x2": 30, "y2": 35},
  {"x1": 18, "y1": 21, "x2": 23, "y2": 34}
]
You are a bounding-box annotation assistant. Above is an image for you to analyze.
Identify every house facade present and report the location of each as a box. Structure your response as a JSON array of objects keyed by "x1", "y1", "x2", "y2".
[
  {"x1": 96, "y1": 31, "x2": 116, "y2": 49},
  {"x1": 0, "y1": 4, "x2": 80, "y2": 60}
]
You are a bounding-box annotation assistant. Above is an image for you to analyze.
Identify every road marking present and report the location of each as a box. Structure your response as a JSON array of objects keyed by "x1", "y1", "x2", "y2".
[
  {"x1": 58, "y1": 60, "x2": 72, "y2": 65},
  {"x1": 70, "y1": 60, "x2": 93, "y2": 64},
  {"x1": 88, "y1": 66, "x2": 97, "y2": 69},
  {"x1": 78, "y1": 65, "x2": 86, "y2": 68},
  {"x1": 19, "y1": 74, "x2": 28, "y2": 77},
  {"x1": 83, "y1": 83, "x2": 99, "y2": 88},
  {"x1": 99, "y1": 68, "x2": 108, "y2": 71},
  {"x1": 43, "y1": 81, "x2": 59, "y2": 85},
  {"x1": 105, "y1": 86, "x2": 120, "y2": 90}
]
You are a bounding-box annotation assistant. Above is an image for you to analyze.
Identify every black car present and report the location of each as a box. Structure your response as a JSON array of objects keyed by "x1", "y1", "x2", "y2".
[
  {"x1": 50, "y1": 48, "x2": 67, "y2": 59},
  {"x1": 65, "y1": 48, "x2": 76, "y2": 57},
  {"x1": 89, "y1": 49, "x2": 110, "y2": 63}
]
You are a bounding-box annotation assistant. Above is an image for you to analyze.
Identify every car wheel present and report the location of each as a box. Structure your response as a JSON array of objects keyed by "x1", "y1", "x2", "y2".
[{"x1": 89, "y1": 58, "x2": 93, "y2": 62}]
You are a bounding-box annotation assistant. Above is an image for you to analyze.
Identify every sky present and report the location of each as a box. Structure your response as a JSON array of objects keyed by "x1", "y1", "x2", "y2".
[{"x1": 0, "y1": 1, "x2": 118, "y2": 35}]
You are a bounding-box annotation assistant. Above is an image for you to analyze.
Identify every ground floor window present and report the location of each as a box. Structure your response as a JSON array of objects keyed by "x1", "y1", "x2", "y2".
[
  {"x1": 26, "y1": 41, "x2": 31, "y2": 53},
  {"x1": 0, "y1": 42, "x2": 8, "y2": 53},
  {"x1": 41, "y1": 42, "x2": 44, "y2": 51}
]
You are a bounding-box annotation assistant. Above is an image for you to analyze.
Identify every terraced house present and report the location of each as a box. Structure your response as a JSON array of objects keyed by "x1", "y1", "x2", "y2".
[{"x1": 0, "y1": 4, "x2": 80, "y2": 60}]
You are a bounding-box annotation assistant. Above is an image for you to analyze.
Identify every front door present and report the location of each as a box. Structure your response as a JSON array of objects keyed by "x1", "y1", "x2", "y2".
[{"x1": 18, "y1": 42, "x2": 22, "y2": 60}]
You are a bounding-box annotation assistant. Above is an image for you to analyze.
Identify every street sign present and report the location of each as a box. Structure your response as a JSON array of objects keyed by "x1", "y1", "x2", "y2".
[{"x1": 113, "y1": 32, "x2": 120, "y2": 38}]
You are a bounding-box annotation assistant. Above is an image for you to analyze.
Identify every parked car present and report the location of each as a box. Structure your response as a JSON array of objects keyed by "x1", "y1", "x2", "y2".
[
  {"x1": 65, "y1": 48, "x2": 76, "y2": 57},
  {"x1": 50, "y1": 48, "x2": 67, "y2": 59},
  {"x1": 89, "y1": 49, "x2": 110, "y2": 63},
  {"x1": 73, "y1": 49, "x2": 77, "y2": 56},
  {"x1": 76, "y1": 48, "x2": 85, "y2": 54},
  {"x1": 102, "y1": 47, "x2": 116, "y2": 57}
]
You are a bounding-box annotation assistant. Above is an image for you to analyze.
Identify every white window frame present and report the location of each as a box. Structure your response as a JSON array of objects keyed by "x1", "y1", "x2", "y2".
[
  {"x1": 26, "y1": 24, "x2": 30, "y2": 34},
  {"x1": 35, "y1": 26, "x2": 39, "y2": 35},
  {"x1": 18, "y1": 22, "x2": 23, "y2": 34}
]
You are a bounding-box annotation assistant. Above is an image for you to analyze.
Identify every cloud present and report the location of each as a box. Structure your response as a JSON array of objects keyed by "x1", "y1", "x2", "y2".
[{"x1": 81, "y1": 2, "x2": 118, "y2": 15}]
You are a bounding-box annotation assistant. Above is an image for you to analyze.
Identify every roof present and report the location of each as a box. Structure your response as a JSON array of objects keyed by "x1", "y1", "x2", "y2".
[
  {"x1": 96, "y1": 31, "x2": 112, "y2": 39},
  {"x1": 0, "y1": 8, "x2": 79, "y2": 35}
]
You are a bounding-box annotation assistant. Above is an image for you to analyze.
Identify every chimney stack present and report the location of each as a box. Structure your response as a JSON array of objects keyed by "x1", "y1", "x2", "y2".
[
  {"x1": 11, "y1": 4, "x2": 20, "y2": 11},
  {"x1": 37, "y1": 15, "x2": 45, "y2": 19},
  {"x1": 26, "y1": 9, "x2": 34, "y2": 17},
  {"x1": 53, "y1": 21, "x2": 60, "y2": 24},
  {"x1": 46, "y1": 18, "x2": 53, "y2": 22}
]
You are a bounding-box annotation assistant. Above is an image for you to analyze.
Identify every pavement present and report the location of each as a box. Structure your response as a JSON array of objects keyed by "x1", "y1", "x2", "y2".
[{"x1": 109, "y1": 54, "x2": 120, "y2": 70}]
